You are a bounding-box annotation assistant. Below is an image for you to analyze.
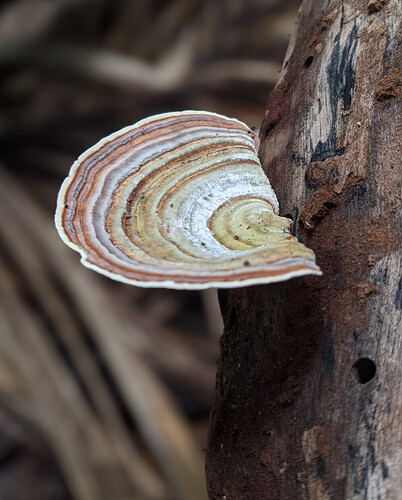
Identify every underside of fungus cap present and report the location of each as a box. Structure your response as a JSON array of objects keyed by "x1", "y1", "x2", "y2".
[{"x1": 55, "y1": 110, "x2": 321, "y2": 289}]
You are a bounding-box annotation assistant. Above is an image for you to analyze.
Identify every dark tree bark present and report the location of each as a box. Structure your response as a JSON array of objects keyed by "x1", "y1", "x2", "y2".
[{"x1": 206, "y1": 0, "x2": 402, "y2": 499}]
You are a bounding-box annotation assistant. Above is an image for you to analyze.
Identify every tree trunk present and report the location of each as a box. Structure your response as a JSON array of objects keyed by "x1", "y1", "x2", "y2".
[{"x1": 206, "y1": 0, "x2": 402, "y2": 498}]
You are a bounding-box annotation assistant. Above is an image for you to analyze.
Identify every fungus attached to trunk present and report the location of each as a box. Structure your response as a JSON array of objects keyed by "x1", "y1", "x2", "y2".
[{"x1": 55, "y1": 111, "x2": 321, "y2": 289}]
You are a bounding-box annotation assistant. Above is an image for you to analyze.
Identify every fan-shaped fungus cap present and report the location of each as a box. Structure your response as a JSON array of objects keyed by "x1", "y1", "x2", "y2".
[{"x1": 55, "y1": 111, "x2": 321, "y2": 289}]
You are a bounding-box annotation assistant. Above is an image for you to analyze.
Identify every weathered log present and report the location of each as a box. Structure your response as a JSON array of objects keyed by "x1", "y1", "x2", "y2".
[{"x1": 206, "y1": 0, "x2": 402, "y2": 498}]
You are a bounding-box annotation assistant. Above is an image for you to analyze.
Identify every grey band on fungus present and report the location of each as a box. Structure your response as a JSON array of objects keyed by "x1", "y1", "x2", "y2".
[{"x1": 55, "y1": 110, "x2": 321, "y2": 289}]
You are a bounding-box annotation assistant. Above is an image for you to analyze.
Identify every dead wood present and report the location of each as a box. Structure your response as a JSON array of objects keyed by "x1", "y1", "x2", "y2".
[{"x1": 206, "y1": 0, "x2": 402, "y2": 498}]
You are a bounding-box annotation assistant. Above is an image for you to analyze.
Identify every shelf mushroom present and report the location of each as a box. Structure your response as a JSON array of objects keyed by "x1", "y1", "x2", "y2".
[{"x1": 55, "y1": 110, "x2": 321, "y2": 289}]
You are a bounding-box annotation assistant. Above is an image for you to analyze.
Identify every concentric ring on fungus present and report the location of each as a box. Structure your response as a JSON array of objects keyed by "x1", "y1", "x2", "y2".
[{"x1": 55, "y1": 110, "x2": 321, "y2": 289}]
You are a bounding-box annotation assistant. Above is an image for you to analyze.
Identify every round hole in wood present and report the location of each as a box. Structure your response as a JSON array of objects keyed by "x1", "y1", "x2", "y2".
[
  {"x1": 303, "y1": 56, "x2": 314, "y2": 69},
  {"x1": 352, "y1": 358, "x2": 376, "y2": 384}
]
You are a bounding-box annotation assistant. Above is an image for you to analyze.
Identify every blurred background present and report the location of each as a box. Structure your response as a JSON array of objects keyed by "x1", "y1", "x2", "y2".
[{"x1": 0, "y1": 1, "x2": 298, "y2": 499}]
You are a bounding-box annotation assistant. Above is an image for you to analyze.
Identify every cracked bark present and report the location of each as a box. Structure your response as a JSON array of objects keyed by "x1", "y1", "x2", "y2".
[{"x1": 206, "y1": 0, "x2": 401, "y2": 499}]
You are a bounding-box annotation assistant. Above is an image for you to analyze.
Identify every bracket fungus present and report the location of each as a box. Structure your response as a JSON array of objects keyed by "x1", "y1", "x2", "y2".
[{"x1": 55, "y1": 111, "x2": 321, "y2": 289}]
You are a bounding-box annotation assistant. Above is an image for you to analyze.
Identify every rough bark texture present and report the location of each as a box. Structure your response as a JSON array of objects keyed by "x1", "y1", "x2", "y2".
[{"x1": 206, "y1": 0, "x2": 402, "y2": 499}]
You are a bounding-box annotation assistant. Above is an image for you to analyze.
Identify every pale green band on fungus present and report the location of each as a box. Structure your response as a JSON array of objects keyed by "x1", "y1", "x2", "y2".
[{"x1": 55, "y1": 110, "x2": 321, "y2": 289}]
